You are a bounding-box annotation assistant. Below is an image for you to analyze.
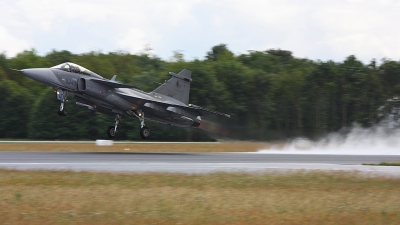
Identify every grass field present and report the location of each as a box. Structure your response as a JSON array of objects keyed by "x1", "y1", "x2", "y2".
[
  {"x1": 1, "y1": 142, "x2": 399, "y2": 224},
  {"x1": 1, "y1": 169, "x2": 400, "y2": 224},
  {"x1": 0, "y1": 141, "x2": 274, "y2": 152}
]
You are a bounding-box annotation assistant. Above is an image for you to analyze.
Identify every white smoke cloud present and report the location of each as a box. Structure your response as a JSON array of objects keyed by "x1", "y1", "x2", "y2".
[{"x1": 259, "y1": 123, "x2": 400, "y2": 155}]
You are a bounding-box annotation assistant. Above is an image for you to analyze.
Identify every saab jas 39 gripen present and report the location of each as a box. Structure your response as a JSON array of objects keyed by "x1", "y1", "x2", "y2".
[{"x1": 14, "y1": 62, "x2": 230, "y2": 139}]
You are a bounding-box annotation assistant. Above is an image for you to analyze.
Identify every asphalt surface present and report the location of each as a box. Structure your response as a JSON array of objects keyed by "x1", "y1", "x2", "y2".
[{"x1": 1, "y1": 152, "x2": 400, "y2": 176}]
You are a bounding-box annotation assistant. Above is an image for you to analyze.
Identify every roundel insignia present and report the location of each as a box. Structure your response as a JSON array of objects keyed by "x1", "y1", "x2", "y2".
[{"x1": 176, "y1": 81, "x2": 181, "y2": 88}]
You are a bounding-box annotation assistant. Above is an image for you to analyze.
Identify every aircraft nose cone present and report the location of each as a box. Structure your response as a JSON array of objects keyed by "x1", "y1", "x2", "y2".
[{"x1": 21, "y1": 68, "x2": 51, "y2": 84}]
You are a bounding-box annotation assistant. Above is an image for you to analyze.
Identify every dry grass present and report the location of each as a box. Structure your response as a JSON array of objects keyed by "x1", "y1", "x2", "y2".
[
  {"x1": 1, "y1": 169, "x2": 400, "y2": 224},
  {"x1": 0, "y1": 142, "x2": 276, "y2": 152}
]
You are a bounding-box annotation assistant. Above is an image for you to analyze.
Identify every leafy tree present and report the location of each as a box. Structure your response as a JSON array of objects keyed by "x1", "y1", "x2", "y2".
[
  {"x1": 304, "y1": 61, "x2": 340, "y2": 134},
  {"x1": 0, "y1": 68, "x2": 7, "y2": 80},
  {"x1": 7, "y1": 49, "x2": 51, "y2": 95},
  {"x1": 1, "y1": 46, "x2": 398, "y2": 141},
  {"x1": 266, "y1": 49, "x2": 293, "y2": 65},
  {"x1": 206, "y1": 44, "x2": 234, "y2": 61},
  {"x1": 0, "y1": 80, "x2": 33, "y2": 138},
  {"x1": 379, "y1": 59, "x2": 400, "y2": 96},
  {"x1": 28, "y1": 88, "x2": 99, "y2": 139},
  {"x1": 45, "y1": 50, "x2": 74, "y2": 65}
]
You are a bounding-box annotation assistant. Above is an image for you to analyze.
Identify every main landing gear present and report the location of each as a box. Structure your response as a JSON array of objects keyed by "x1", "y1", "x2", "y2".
[
  {"x1": 106, "y1": 111, "x2": 150, "y2": 139},
  {"x1": 140, "y1": 126, "x2": 150, "y2": 139},
  {"x1": 57, "y1": 89, "x2": 68, "y2": 116},
  {"x1": 139, "y1": 112, "x2": 150, "y2": 139},
  {"x1": 107, "y1": 114, "x2": 121, "y2": 139}
]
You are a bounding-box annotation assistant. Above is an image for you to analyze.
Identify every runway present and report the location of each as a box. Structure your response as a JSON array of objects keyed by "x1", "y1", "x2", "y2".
[{"x1": 1, "y1": 152, "x2": 400, "y2": 176}]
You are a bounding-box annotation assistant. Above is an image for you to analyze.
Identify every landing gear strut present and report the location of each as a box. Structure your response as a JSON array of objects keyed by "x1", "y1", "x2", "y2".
[
  {"x1": 106, "y1": 110, "x2": 150, "y2": 139},
  {"x1": 138, "y1": 111, "x2": 150, "y2": 139},
  {"x1": 57, "y1": 89, "x2": 68, "y2": 116},
  {"x1": 107, "y1": 114, "x2": 121, "y2": 139}
]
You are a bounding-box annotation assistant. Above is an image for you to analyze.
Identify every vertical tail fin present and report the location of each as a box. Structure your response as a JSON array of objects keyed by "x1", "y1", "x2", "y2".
[
  {"x1": 111, "y1": 75, "x2": 117, "y2": 81},
  {"x1": 153, "y1": 69, "x2": 192, "y2": 104}
]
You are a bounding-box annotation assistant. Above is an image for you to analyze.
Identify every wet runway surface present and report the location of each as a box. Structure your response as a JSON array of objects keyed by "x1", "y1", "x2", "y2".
[{"x1": 1, "y1": 152, "x2": 400, "y2": 176}]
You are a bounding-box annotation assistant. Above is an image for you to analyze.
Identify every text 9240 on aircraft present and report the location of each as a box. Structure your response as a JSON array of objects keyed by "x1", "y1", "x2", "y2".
[{"x1": 13, "y1": 62, "x2": 230, "y2": 139}]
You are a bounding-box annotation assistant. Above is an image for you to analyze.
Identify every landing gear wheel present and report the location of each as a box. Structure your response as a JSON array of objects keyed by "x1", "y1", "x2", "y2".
[
  {"x1": 140, "y1": 126, "x2": 150, "y2": 139},
  {"x1": 107, "y1": 126, "x2": 117, "y2": 139},
  {"x1": 57, "y1": 109, "x2": 67, "y2": 116}
]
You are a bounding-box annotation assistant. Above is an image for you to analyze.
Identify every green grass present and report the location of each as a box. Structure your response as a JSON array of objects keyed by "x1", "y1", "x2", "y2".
[
  {"x1": 1, "y1": 169, "x2": 400, "y2": 224},
  {"x1": 378, "y1": 162, "x2": 400, "y2": 166},
  {"x1": 363, "y1": 162, "x2": 400, "y2": 166}
]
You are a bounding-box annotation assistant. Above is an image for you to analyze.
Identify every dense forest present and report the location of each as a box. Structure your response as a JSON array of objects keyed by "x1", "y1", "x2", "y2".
[{"x1": 1, "y1": 44, "x2": 400, "y2": 141}]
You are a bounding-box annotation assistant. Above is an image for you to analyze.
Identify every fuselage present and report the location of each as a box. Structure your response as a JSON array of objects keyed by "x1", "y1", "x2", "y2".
[{"x1": 20, "y1": 64, "x2": 201, "y2": 128}]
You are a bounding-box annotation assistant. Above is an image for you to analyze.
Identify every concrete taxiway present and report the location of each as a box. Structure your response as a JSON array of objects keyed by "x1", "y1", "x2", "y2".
[{"x1": 1, "y1": 152, "x2": 400, "y2": 176}]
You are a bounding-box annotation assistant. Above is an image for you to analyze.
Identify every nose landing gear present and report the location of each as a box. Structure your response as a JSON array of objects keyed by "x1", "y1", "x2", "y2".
[
  {"x1": 57, "y1": 108, "x2": 67, "y2": 116},
  {"x1": 56, "y1": 89, "x2": 68, "y2": 116}
]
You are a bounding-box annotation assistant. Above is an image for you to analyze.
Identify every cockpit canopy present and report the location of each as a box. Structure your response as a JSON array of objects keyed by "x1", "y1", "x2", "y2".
[{"x1": 51, "y1": 62, "x2": 103, "y2": 79}]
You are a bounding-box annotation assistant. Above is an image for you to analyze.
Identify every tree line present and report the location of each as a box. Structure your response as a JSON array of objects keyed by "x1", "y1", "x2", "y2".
[{"x1": 0, "y1": 44, "x2": 399, "y2": 141}]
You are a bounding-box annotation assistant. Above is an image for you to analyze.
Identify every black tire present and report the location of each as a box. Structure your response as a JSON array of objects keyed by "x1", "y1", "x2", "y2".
[
  {"x1": 107, "y1": 126, "x2": 116, "y2": 138},
  {"x1": 58, "y1": 109, "x2": 67, "y2": 116},
  {"x1": 140, "y1": 126, "x2": 150, "y2": 139}
]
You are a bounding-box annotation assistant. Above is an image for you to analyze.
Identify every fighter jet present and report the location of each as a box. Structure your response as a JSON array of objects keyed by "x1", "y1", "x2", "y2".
[{"x1": 14, "y1": 62, "x2": 230, "y2": 139}]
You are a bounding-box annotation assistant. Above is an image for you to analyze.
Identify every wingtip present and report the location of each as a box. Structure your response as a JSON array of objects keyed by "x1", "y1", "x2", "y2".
[{"x1": 9, "y1": 68, "x2": 20, "y2": 72}]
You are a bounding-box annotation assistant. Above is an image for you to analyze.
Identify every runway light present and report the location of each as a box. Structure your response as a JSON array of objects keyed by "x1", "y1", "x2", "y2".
[{"x1": 96, "y1": 140, "x2": 114, "y2": 146}]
